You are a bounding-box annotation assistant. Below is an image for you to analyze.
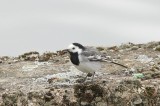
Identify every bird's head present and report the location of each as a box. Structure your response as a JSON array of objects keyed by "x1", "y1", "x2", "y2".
[{"x1": 67, "y1": 43, "x2": 85, "y2": 54}]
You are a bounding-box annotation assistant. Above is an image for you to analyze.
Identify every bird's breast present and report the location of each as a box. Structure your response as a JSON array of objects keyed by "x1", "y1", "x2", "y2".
[{"x1": 74, "y1": 61, "x2": 99, "y2": 73}]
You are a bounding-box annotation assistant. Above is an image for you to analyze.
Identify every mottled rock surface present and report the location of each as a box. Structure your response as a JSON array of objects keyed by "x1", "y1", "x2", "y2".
[{"x1": 0, "y1": 41, "x2": 160, "y2": 106}]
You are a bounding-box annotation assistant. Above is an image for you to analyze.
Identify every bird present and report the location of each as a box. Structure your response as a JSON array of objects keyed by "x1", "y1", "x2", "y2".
[{"x1": 65, "y1": 43, "x2": 128, "y2": 82}]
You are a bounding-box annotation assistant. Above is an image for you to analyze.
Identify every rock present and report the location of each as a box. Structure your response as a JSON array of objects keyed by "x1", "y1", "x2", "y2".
[
  {"x1": 131, "y1": 94, "x2": 142, "y2": 105},
  {"x1": 44, "y1": 91, "x2": 54, "y2": 102},
  {"x1": 119, "y1": 42, "x2": 135, "y2": 49},
  {"x1": 57, "y1": 50, "x2": 67, "y2": 56},
  {"x1": 119, "y1": 79, "x2": 142, "y2": 89},
  {"x1": 19, "y1": 51, "x2": 39, "y2": 61},
  {"x1": 96, "y1": 47, "x2": 105, "y2": 51},
  {"x1": 96, "y1": 102, "x2": 106, "y2": 106},
  {"x1": 74, "y1": 84, "x2": 105, "y2": 104},
  {"x1": 136, "y1": 55, "x2": 153, "y2": 63},
  {"x1": 22, "y1": 65, "x2": 38, "y2": 72},
  {"x1": 125, "y1": 68, "x2": 137, "y2": 75},
  {"x1": 151, "y1": 72, "x2": 160, "y2": 78},
  {"x1": 39, "y1": 52, "x2": 57, "y2": 62},
  {"x1": 1, "y1": 91, "x2": 27, "y2": 106},
  {"x1": 0, "y1": 59, "x2": 2, "y2": 63},
  {"x1": 143, "y1": 86, "x2": 157, "y2": 98},
  {"x1": 107, "y1": 46, "x2": 119, "y2": 51},
  {"x1": 154, "y1": 45, "x2": 160, "y2": 51},
  {"x1": 130, "y1": 46, "x2": 139, "y2": 50},
  {"x1": 1, "y1": 56, "x2": 10, "y2": 61},
  {"x1": 1, "y1": 41, "x2": 160, "y2": 106},
  {"x1": 95, "y1": 97, "x2": 102, "y2": 102},
  {"x1": 145, "y1": 41, "x2": 160, "y2": 48}
]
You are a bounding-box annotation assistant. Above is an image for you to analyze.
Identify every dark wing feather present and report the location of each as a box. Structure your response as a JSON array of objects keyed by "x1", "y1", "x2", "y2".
[
  {"x1": 81, "y1": 46, "x2": 128, "y2": 68},
  {"x1": 82, "y1": 46, "x2": 111, "y2": 61}
]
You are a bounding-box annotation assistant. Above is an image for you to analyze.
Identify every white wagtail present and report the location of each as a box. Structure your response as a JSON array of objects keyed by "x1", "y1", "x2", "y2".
[{"x1": 65, "y1": 43, "x2": 128, "y2": 82}]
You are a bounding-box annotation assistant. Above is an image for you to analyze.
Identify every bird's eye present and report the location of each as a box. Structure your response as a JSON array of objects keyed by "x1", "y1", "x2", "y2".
[{"x1": 72, "y1": 47, "x2": 75, "y2": 50}]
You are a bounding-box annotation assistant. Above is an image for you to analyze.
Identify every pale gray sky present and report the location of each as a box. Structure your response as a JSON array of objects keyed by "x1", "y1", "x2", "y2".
[{"x1": 0, "y1": 0, "x2": 160, "y2": 56}]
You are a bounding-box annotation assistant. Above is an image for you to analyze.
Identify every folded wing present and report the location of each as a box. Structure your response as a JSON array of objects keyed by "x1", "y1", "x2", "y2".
[{"x1": 82, "y1": 46, "x2": 128, "y2": 68}]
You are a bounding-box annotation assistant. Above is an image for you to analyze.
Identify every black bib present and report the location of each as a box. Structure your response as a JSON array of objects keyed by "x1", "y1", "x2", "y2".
[{"x1": 69, "y1": 52, "x2": 80, "y2": 65}]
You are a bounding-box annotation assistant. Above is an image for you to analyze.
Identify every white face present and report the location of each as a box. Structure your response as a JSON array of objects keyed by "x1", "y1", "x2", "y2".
[{"x1": 67, "y1": 44, "x2": 83, "y2": 54}]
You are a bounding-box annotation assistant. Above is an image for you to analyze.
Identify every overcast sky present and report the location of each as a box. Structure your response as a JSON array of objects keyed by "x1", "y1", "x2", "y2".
[{"x1": 0, "y1": 0, "x2": 160, "y2": 56}]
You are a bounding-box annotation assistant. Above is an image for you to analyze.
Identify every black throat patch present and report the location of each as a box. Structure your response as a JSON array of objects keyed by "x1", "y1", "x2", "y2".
[{"x1": 69, "y1": 52, "x2": 79, "y2": 65}]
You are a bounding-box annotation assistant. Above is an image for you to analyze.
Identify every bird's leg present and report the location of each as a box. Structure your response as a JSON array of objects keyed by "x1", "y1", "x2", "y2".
[
  {"x1": 82, "y1": 72, "x2": 92, "y2": 83},
  {"x1": 80, "y1": 72, "x2": 95, "y2": 83},
  {"x1": 91, "y1": 72, "x2": 95, "y2": 83},
  {"x1": 82, "y1": 74, "x2": 88, "y2": 82}
]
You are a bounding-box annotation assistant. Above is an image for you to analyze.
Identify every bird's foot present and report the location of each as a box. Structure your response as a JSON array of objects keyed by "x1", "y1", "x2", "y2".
[
  {"x1": 76, "y1": 72, "x2": 95, "y2": 83},
  {"x1": 76, "y1": 78, "x2": 86, "y2": 83}
]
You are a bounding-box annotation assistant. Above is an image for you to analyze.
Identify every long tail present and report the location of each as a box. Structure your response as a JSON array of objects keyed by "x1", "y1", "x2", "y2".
[
  {"x1": 88, "y1": 57, "x2": 128, "y2": 68},
  {"x1": 110, "y1": 61, "x2": 128, "y2": 68}
]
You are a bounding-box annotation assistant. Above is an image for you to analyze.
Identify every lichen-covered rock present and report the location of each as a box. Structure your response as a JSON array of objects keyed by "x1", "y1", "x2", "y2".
[
  {"x1": 74, "y1": 83, "x2": 105, "y2": 105},
  {"x1": 145, "y1": 41, "x2": 160, "y2": 48},
  {"x1": 38, "y1": 52, "x2": 57, "y2": 62},
  {"x1": 107, "y1": 46, "x2": 119, "y2": 51},
  {"x1": 1, "y1": 41, "x2": 160, "y2": 106},
  {"x1": 96, "y1": 47, "x2": 105, "y2": 51},
  {"x1": 1, "y1": 82, "x2": 160, "y2": 106},
  {"x1": 57, "y1": 50, "x2": 67, "y2": 56},
  {"x1": 19, "y1": 51, "x2": 39, "y2": 61},
  {"x1": 0, "y1": 59, "x2": 2, "y2": 63},
  {"x1": 1, "y1": 91, "x2": 27, "y2": 106},
  {"x1": 130, "y1": 46, "x2": 139, "y2": 50},
  {"x1": 119, "y1": 42, "x2": 135, "y2": 49}
]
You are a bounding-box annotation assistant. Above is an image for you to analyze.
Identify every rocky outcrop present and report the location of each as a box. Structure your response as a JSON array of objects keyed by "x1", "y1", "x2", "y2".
[{"x1": 0, "y1": 41, "x2": 160, "y2": 106}]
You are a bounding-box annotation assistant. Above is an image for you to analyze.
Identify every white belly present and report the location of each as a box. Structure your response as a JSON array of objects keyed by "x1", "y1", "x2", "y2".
[{"x1": 74, "y1": 61, "x2": 100, "y2": 73}]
